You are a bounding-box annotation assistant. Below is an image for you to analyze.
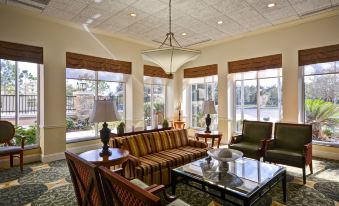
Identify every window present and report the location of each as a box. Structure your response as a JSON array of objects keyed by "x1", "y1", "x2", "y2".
[
  {"x1": 302, "y1": 62, "x2": 339, "y2": 145},
  {"x1": 144, "y1": 77, "x2": 166, "y2": 129},
  {"x1": 189, "y1": 76, "x2": 218, "y2": 129},
  {"x1": 66, "y1": 68, "x2": 126, "y2": 142},
  {"x1": 0, "y1": 59, "x2": 39, "y2": 146},
  {"x1": 234, "y1": 69, "x2": 282, "y2": 132}
]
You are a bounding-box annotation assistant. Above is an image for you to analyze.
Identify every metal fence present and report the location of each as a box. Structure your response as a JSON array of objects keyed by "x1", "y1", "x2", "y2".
[{"x1": 0, "y1": 95, "x2": 37, "y2": 115}]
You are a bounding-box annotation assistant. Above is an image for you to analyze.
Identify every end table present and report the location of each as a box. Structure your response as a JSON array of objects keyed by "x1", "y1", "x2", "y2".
[
  {"x1": 79, "y1": 148, "x2": 129, "y2": 169},
  {"x1": 195, "y1": 131, "x2": 222, "y2": 148}
]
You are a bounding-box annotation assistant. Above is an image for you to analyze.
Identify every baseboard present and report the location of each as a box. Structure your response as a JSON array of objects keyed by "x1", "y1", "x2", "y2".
[
  {"x1": 41, "y1": 152, "x2": 65, "y2": 163},
  {"x1": 313, "y1": 149, "x2": 339, "y2": 160},
  {"x1": 0, "y1": 153, "x2": 41, "y2": 169},
  {"x1": 67, "y1": 143, "x2": 102, "y2": 154}
]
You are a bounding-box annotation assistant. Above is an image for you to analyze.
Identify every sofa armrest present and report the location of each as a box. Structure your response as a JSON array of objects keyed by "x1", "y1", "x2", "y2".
[
  {"x1": 128, "y1": 155, "x2": 141, "y2": 167},
  {"x1": 188, "y1": 139, "x2": 208, "y2": 148},
  {"x1": 304, "y1": 142, "x2": 312, "y2": 165},
  {"x1": 230, "y1": 135, "x2": 243, "y2": 144}
]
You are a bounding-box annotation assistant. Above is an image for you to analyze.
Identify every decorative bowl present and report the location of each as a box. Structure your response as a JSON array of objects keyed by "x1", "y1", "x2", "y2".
[{"x1": 207, "y1": 148, "x2": 243, "y2": 162}]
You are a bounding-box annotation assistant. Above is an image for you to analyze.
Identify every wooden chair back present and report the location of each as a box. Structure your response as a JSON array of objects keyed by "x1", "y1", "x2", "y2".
[
  {"x1": 65, "y1": 151, "x2": 104, "y2": 206},
  {"x1": 98, "y1": 165, "x2": 161, "y2": 206},
  {"x1": 0, "y1": 120, "x2": 15, "y2": 144}
]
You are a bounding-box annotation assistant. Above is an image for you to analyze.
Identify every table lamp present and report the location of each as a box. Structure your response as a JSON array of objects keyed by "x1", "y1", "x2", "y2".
[
  {"x1": 202, "y1": 100, "x2": 216, "y2": 133},
  {"x1": 90, "y1": 100, "x2": 120, "y2": 156}
]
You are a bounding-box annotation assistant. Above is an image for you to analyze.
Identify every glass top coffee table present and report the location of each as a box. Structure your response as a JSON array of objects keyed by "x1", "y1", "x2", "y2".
[{"x1": 171, "y1": 157, "x2": 286, "y2": 206}]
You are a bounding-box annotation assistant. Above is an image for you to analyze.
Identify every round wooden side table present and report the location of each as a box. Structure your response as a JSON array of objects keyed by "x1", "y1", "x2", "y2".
[
  {"x1": 195, "y1": 131, "x2": 222, "y2": 148},
  {"x1": 79, "y1": 148, "x2": 129, "y2": 169}
]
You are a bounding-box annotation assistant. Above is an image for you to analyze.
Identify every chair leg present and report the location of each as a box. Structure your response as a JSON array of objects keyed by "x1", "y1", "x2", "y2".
[
  {"x1": 20, "y1": 151, "x2": 24, "y2": 172},
  {"x1": 10, "y1": 154, "x2": 13, "y2": 167},
  {"x1": 309, "y1": 161, "x2": 313, "y2": 174},
  {"x1": 302, "y1": 167, "x2": 306, "y2": 184}
]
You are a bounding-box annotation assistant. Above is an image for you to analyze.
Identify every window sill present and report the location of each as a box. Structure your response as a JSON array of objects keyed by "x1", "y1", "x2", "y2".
[
  {"x1": 24, "y1": 144, "x2": 39, "y2": 150},
  {"x1": 66, "y1": 136, "x2": 100, "y2": 144},
  {"x1": 313, "y1": 140, "x2": 339, "y2": 148}
]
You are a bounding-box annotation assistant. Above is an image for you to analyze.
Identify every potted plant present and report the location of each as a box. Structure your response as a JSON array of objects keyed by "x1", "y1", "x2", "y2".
[
  {"x1": 117, "y1": 121, "x2": 125, "y2": 135},
  {"x1": 162, "y1": 119, "x2": 169, "y2": 129}
]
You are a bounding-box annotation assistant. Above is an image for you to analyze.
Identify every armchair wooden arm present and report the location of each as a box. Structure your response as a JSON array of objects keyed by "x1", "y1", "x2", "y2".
[
  {"x1": 264, "y1": 139, "x2": 275, "y2": 151},
  {"x1": 230, "y1": 135, "x2": 243, "y2": 144},
  {"x1": 145, "y1": 184, "x2": 177, "y2": 202},
  {"x1": 14, "y1": 135, "x2": 26, "y2": 149},
  {"x1": 304, "y1": 142, "x2": 312, "y2": 165}
]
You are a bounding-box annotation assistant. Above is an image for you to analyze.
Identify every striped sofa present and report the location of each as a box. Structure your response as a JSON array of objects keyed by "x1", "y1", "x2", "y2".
[{"x1": 110, "y1": 129, "x2": 208, "y2": 185}]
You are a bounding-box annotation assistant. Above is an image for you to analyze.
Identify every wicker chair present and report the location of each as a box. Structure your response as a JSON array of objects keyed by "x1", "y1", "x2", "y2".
[
  {"x1": 264, "y1": 123, "x2": 313, "y2": 184},
  {"x1": 98, "y1": 165, "x2": 162, "y2": 206},
  {"x1": 0, "y1": 120, "x2": 26, "y2": 171},
  {"x1": 65, "y1": 151, "x2": 104, "y2": 206},
  {"x1": 65, "y1": 151, "x2": 182, "y2": 206}
]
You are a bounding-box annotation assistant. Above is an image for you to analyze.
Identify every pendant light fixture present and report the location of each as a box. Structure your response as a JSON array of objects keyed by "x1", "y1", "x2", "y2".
[{"x1": 141, "y1": 0, "x2": 201, "y2": 74}]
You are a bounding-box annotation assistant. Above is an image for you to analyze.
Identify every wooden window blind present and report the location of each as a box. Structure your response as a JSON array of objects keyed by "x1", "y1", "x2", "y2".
[
  {"x1": 0, "y1": 40, "x2": 43, "y2": 64},
  {"x1": 184, "y1": 64, "x2": 218, "y2": 78},
  {"x1": 144, "y1": 65, "x2": 173, "y2": 79},
  {"x1": 299, "y1": 44, "x2": 339, "y2": 66},
  {"x1": 228, "y1": 54, "x2": 282, "y2": 74},
  {"x1": 66, "y1": 52, "x2": 132, "y2": 74}
]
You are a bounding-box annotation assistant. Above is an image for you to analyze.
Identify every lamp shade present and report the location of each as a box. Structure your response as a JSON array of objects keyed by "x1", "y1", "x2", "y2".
[
  {"x1": 202, "y1": 100, "x2": 216, "y2": 114},
  {"x1": 142, "y1": 47, "x2": 201, "y2": 74},
  {"x1": 90, "y1": 100, "x2": 120, "y2": 123}
]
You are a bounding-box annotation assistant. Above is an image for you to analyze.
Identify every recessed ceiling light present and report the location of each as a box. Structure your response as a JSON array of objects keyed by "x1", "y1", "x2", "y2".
[
  {"x1": 217, "y1": 20, "x2": 223, "y2": 25},
  {"x1": 130, "y1": 13, "x2": 137, "y2": 17},
  {"x1": 92, "y1": 13, "x2": 102, "y2": 19},
  {"x1": 94, "y1": 0, "x2": 102, "y2": 3},
  {"x1": 181, "y1": 32, "x2": 187, "y2": 36},
  {"x1": 86, "y1": 19, "x2": 94, "y2": 24},
  {"x1": 267, "y1": 3, "x2": 275, "y2": 8}
]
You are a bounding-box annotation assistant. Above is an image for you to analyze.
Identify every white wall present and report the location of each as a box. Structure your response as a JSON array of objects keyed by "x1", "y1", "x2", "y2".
[
  {"x1": 178, "y1": 13, "x2": 339, "y2": 144},
  {"x1": 0, "y1": 5, "x2": 158, "y2": 161}
]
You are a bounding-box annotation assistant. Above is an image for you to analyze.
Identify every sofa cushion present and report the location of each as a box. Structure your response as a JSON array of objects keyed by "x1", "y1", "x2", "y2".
[
  {"x1": 178, "y1": 146, "x2": 208, "y2": 158},
  {"x1": 167, "y1": 129, "x2": 189, "y2": 148},
  {"x1": 229, "y1": 142, "x2": 261, "y2": 156},
  {"x1": 265, "y1": 148, "x2": 303, "y2": 164},
  {"x1": 120, "y1": 134, "x2": 152, "y2": 157}
]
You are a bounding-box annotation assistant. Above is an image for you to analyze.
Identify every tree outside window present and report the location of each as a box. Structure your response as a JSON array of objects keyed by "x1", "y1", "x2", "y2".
[
  {"x1": 303, "y1": 62, "x2": 339, "y2": 144},
  {"x1": 234, "y1": 69, "x2": 282, "y2": 132}
]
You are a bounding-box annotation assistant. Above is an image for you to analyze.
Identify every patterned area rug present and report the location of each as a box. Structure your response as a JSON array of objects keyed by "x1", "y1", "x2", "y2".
[{"x1": 0, "y1": 158, "x2": 338, "y2": 206}]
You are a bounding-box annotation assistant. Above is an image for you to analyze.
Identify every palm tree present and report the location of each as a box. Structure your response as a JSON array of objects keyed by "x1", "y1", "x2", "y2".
[{"x1": 305, "y1": 99, "x2": 339, "y2": 139}]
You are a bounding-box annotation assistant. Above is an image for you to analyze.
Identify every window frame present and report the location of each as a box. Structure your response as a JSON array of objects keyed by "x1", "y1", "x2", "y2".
[
  {"x1": 0, "y1": 59, "x2": 41, "y2": 148},
  {"x1": 233, "y1": 69, "x2": 282, "y2": 133},
  {"x1": 300, "y1": 62, "x2": 339, "y2": 146},
  {"x1": 189, "y1": 78, "x2": 218, "y2": 130},
  {"x1": 65, "y1": 68, "x2": 127, "y2": 143},
  {"x1": 144, "y1": 83, "x2": 167, "y2": 129}
]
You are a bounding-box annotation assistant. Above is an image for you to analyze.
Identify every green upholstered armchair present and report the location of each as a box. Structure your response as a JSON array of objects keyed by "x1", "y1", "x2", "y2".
[
  {"x1": 229, "y1": 120, "x2": 273, "y2": 160},
  {"x1": 264, "y1": 123, "x2": 313, "y2": 184}
]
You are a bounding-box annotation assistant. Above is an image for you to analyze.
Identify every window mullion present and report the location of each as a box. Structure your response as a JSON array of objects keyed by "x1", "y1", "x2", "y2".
[
  {"x1": 15, "y1": 61, "x2": 19, "y2": 125},
  {"x1": 257, "y1": 76, "x2": 260, "y2": 121}
]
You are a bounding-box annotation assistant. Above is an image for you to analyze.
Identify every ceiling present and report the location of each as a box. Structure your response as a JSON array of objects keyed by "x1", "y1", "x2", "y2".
[{"x1": 2, "y1": 0, "x2": 339, "y2": 47}]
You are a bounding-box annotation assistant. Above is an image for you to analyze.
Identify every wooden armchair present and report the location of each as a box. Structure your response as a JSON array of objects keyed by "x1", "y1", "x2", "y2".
[
  {"x1": 65, "y1": 151, "x2": 104, "y2": 206},
  {"x1": 65, "y1": 151, "x2": 181, "y2": 206},
  {"x1": 229, "y1": 120, "x2": 273, "y2": 160},
  {"x1": 0, "y1": 120, "x2": 26, "y2": 171},
  {"x1": 264, "y1": 123, "x2": 313, "y2": 184}
]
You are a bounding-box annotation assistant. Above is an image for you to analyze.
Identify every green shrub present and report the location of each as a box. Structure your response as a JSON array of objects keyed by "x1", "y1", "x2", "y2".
[{"x1": 15, "y1": 124, "x2": 37, "y2": 146}]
